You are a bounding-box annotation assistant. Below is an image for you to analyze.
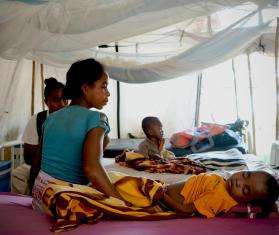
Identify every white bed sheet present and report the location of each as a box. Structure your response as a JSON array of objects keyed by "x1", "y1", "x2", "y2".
[{"x1": 102, "y1": 153, "x2": 279, "y2": 184}]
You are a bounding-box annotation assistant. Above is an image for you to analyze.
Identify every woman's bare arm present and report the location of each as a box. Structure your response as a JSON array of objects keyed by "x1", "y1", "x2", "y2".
[
  {"x1": 28, "y1": 142, "x2": 42, "y2": 194},
  {"x1": 23, "y1": 144, "x2": 38, "y2": 165},
  {"x1": 83, "y1": 127, "x2": 122, "y2": 199},
  {"x1": 103, "y1": 135, "x2": 110, "y2": 150}
]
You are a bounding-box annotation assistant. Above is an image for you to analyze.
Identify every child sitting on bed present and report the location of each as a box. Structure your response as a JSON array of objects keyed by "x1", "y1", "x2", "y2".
[
  {"x1": 138, "y1": 116, "x2": 175, "y2": 159},
  {"x1": 159, "y1": 171, "x2": 279, "y2": 218}
]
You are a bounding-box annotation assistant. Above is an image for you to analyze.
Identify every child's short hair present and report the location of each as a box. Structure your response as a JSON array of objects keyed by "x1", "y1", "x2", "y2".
[
  {"x1": 266, "y1": 173, "x2": 279, "y2": 203},
  {"x1": 142, "y1": 116, "x2": 160, "y2": 136},
  {"x1": 254, "y1": 172, "x2": 279, "y2": 216}
]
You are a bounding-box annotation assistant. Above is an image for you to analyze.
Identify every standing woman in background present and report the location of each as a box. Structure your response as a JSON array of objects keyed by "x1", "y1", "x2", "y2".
[
  {"x1": 23, "y1": 77, "x2": 67, "y2": 165},
  {"x1": 12, "y1": 78, "x2": 67, "y2": 194},
  {"x1": 30, "y1": 59, "x2": 123, "y2": 211}
]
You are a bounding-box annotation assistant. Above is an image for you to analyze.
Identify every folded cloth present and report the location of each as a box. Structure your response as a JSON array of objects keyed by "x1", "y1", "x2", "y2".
[
  {"x1": 187, "y1": 148, "x2": 247, "y2": 171},
  {"x1": 115, "y1": 151, "x2": 206, "y2": 174},
  {"x1": 41, "y1": 171, "x2": 179, "y2": 233}
]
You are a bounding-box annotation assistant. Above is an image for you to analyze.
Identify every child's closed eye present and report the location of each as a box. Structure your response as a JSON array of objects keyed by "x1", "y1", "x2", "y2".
[{"x1": 243, "y1": 186, "x2": 250, "y2": 195}]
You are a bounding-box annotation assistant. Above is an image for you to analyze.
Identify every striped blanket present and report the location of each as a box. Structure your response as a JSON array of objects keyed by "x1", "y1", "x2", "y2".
[
  {"x1": 187, "y1": 148, "x2": 247, "y2": 171},
  {"x1": 41, "y1": 171, "x2": 180, "y2": 233}
]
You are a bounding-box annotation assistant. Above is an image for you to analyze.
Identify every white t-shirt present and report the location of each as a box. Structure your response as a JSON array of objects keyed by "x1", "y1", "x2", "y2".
[{"x1": 22, "y1": 111, "x2": 49, "y2": 145}]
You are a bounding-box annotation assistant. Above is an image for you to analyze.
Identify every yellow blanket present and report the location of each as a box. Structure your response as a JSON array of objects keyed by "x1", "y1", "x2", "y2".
[{"x1": 42, "y1": 171, "x2": 179, "y2": 232}]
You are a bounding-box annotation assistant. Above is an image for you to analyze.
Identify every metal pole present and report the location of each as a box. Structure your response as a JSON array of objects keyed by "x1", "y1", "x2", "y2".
[
  {"x1": 194, "y1": 73, "x2": 202, "y2": 127},
  {"x1": 232, "y1": 59, "x2": 239, "y2": 119},
  {"x1": 115, "y1": 43, "x2": 121, "y2": 139},
  {"x1": 31, "y1": 61, "x2": 36, "y2": 116},
  {"x1": 40, "y1": 63, "x2": 45, "y2": 111},
  {"x1": 247, "y1": 54, "x2": 257, "y2": 154},
  {"x1": 275, "y1": 18, "x2": 279, "y2": 139}
]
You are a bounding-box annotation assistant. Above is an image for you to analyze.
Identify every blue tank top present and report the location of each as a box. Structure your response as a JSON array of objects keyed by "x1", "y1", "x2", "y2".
[{"x1": 41, "y1": 105, "x2": 110, "y2": 184}]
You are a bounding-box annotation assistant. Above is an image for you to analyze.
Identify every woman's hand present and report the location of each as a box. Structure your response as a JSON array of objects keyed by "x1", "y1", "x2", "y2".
[{"x1": 103, "y1": 135, "x2": 110, "y2": 150}]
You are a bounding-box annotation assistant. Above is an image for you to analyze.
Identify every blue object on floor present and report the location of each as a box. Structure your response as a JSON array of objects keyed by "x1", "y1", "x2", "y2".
[{"x1": 0, "y1": 161, "x2": 11, "y2": 192}]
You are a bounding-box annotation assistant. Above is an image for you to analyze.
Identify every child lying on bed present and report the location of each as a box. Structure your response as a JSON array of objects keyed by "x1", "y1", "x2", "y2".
[
  {"x1": 138, "y1": 116, "x2": 175, "y2": 159},
  {"x1": 41, "y1": 170, "x2": 278, "y2": 232},
  {"x1": 159, "y1": 170, "x2": 279, "y2": 218}
]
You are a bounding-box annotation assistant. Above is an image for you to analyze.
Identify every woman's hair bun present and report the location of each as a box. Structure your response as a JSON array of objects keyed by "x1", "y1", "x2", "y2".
[{"x1": 44, "y1": 77, "x2": 58, "y2": 86}]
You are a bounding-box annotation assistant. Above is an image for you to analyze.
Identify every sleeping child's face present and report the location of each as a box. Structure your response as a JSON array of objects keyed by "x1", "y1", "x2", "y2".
[
  {"x1": 226, "y1": 171, "x2": 267, "y2": 204},
  {"x1": 147, "y1": 120, "x2": 164, "y2": 140}
]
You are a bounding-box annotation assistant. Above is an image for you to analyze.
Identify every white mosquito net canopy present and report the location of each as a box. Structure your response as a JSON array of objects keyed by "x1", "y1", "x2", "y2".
[{"x1": 0, "y1": 0, "x2": 278, "y2": 156}]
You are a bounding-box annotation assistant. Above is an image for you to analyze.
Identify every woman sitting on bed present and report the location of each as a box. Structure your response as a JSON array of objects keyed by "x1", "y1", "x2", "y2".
[
  {"x1": 30, "y1": 58, "x2": 124, "y2": 211},
  {"x1": 160, "y1": 170, "x2": 279, "y2": 218}
]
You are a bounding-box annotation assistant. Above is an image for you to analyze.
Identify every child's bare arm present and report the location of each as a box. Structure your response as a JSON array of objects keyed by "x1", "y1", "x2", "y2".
[
  {"x1": 138, "y1": 141, "x2": 149, "y2": 157},
  {"x1": 164, "y1": 182, "x2": 196, "y2": 214},
  {"x1": 163, "y1": 193, "x2": 195, "y2": 214}
]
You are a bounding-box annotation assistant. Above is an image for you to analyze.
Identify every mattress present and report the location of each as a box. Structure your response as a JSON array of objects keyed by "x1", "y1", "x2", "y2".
[
  {"x1": 104, "y1": 138, "x2": 144, "y2": 157},
  {"x1": 0, "y1": 193, "x2": 278, "y2": 235},
  {"x1": 1, "y1": 153, "x2": 278, "y2": 234},
  {"x1": 104, "y1": 138, "x2": 246, "y2": 158}
]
